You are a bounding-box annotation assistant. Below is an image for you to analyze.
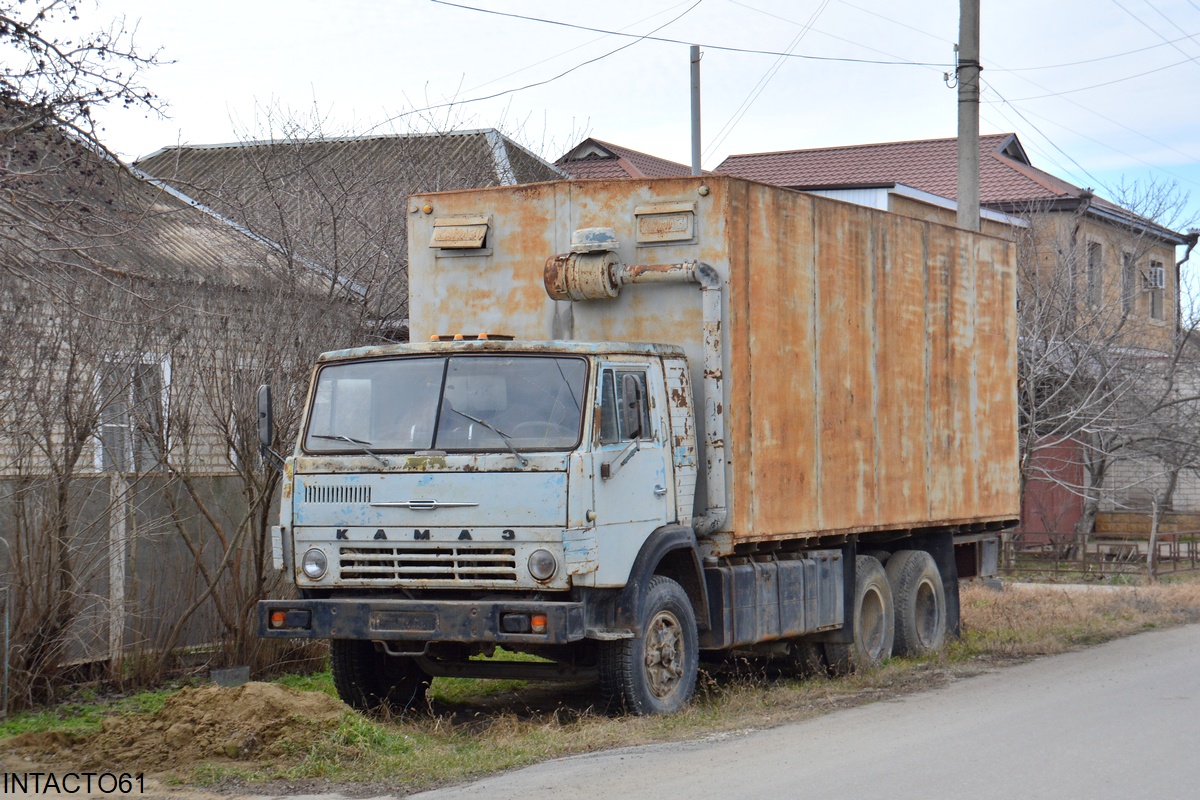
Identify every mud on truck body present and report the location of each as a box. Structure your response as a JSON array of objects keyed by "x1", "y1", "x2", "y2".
[{"x1": 258, "y1": 175, "x2": 1019, "y2": 715}]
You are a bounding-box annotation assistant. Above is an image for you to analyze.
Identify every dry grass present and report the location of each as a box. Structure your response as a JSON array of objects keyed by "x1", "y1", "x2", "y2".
[
  {"x1": 9, "y1": 579, "x2": 1200, "y2": 796},
  {"x1": 957, "y1": 580, "x2": 1200, "y2": 656}
]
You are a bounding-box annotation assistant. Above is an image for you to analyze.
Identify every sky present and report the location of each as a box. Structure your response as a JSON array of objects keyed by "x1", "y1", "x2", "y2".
[{"x1": 72, "y1": 0, "x2": 1200, "y2": 231}]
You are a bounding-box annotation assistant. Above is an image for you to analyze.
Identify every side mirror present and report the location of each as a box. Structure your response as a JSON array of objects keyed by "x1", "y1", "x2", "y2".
[{"x1": 257, "y1": 384, "x2": 274, "y2": 449}]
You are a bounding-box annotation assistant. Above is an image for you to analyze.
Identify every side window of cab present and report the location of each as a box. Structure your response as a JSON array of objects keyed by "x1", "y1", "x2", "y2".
[{"x1": 599, "y1": 368, "x2": 651, "y2": 445}]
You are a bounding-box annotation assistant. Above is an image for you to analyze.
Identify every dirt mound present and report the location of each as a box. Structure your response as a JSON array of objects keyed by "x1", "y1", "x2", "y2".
[{"x1": 11, "y1": 682, "x2": 348, "y2": 773}]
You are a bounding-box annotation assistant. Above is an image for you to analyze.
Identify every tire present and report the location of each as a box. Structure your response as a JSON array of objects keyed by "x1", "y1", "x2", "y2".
[
  {"x1": 599, "y1": 576, "x2": 699, "y2": 715},
  {"x1": 886, "y1": 549, "x2": 947, "y2": 657},
  {"x1": 825, "y1": 556, "x2": 894, "y2": 675},
  {"x1": 330, "y1": 640, "x2": 430, "y2": 713}
]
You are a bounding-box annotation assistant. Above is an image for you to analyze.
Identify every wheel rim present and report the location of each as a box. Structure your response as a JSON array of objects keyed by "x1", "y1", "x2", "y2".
[
  {"x1": 860, "y1": 586, "x2": 887, "y2": 659},
  {"x1": 913, "y1": 578, "x2": 942, "y2": 648},
  {"x1": 645, "y1": 609, "x2": 685, "y2": 699}
]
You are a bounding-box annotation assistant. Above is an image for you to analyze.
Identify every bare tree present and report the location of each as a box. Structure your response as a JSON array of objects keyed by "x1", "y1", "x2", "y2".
[
  {"x1": 0, "y1": 267, "x2": 163, "y2": 704},
  {"x1": 1014, "y1": 179, "x2": 1200, "y2": 574},
  {"x1": 133, "y1": 280, "x2": 364, "y2": 678},
  {"x1": 1, "y1": 0, "x2": 163, "y2": 289},
  {"x1": 0, "y1": 0, "x2": 161, "y2": 138}
]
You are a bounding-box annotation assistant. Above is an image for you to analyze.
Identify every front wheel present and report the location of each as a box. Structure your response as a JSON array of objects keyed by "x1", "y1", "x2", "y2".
[
  {"x1": 330, "y1": 640, "x2": 430, "y2": 713},
  {"x1": 599, "y1": 576, "x2": 699, "y2": 715}
]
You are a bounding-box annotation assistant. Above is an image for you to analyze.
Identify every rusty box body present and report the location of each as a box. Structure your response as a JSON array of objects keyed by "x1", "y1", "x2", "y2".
[{"x1": 408, "y1": 176, "x2": 1019, "y2": 554}]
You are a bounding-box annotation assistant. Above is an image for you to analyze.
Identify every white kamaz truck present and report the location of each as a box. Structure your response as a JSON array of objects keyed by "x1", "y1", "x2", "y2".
[{"x1": 258, "y1": 176, "x2": 1018, "y2": 715}]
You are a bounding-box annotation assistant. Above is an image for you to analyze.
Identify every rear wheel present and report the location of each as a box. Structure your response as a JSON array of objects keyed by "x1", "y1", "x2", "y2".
[
  {"x1": 825, "y1": 556, "x2": 894, "y2": 674},
  {"x1": 330, "y1": 640, "x2": 430, "y2": 713},
  {"x1": 886, "y1": 549, "x2": 946, "y2": 657},
  {"x1": 599, "y1": 576, "x2": 699, "y2": 715}
]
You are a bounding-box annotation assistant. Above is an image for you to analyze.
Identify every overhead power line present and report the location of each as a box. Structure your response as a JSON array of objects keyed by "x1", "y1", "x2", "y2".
[
  {"x1": 428, "y1": 0, "x2": 952, "y2": 67},
  {"x1": 704, "y1": 0, "x2": 832, "y2": 160},
  {"x1": 837, "y1": 0, "x2": 1200, "y2": 73},
  {"x1": 461, "y1": 0, "x2": 701, "y2": 94},
  {"x1": 374, "y1": 1, "x2": 704, "y2": 130},
  {"x1": 983, "y1": 79, "x2": 1108, "y2": 192},
  {"x1": 995, "y1": 54, "x2": 1200, "y2": 102},
  {"x1": 1110, "y1": 0, "x2": 1200, "y2": 71}
]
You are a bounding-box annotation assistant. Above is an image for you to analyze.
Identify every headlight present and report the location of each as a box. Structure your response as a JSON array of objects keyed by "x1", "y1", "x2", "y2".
[
  {"x1": 528, "y1": 549, "x2": 557, "y2": 582},
  {"x1": 302, "y1": 547, "x2": 328, "y2": 579}
]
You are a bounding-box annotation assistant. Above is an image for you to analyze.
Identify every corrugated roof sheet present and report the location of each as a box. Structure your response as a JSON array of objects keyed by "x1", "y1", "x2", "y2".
[
  {"x1": 136, "y1": 130, "x2": 564, "y2": 317},
  {"x1": 557, "y1": 138, "x2": 692, "y2": 179},
  {"x1": 1, "y1": 113, "x2": 294, "y2": 291}
]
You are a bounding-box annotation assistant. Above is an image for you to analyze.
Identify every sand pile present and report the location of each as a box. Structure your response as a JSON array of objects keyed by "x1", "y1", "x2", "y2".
[{"x1": 11, "y1": 682, "x2": 347, "y2": 772}]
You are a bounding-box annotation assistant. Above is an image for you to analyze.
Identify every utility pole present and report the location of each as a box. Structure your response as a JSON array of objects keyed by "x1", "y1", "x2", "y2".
[
  {"x1": 956, "y1": 0, "x2": 981, "y2": 231},
  {"x1": 691, "y1": 45, "x2": 702, "y2": 176}
]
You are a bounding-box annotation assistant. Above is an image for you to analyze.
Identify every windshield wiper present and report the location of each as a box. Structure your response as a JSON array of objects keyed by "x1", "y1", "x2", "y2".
[
  {"x1": 447, "y1": 408, "x2": 529, "y2": 466},
  {"x1": 311, "y1": 434, "x2": 390, "y2": 467}
]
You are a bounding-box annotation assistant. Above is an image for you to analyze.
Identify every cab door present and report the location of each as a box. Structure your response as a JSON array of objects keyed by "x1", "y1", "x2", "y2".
[{"x1": 590, "y1": 360, "x2": 673, "y2": 585}]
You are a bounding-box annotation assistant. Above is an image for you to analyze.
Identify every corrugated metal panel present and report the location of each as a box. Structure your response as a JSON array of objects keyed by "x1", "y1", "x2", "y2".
[
  {"x1": 1, "y1": 122, "x2": 293, "y2": 290},
  {"x1": 407, "y1": 176, "x2": 1020, "y2": 552},
  {"x1": 806, "y1": 187, "x2": 890, "y2": 211}
]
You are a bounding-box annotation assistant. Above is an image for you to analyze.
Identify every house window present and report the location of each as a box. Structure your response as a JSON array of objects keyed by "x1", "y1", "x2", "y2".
[
  {"x1": 1149, "y1": 260, "x2": 1165, "y2": 321},
  {"x1": 1086, "y1": 241, "x2": 1103, "y2": 307},
  {"x1": 598, "y1": 368, "x2": 651, "y2": 445},
  {"x1": 97, "y1": 356, "x2": 168, "y2": 472},
  {"x1": 1121, "y1": 252, "x2": 1137, "y2": 314}
]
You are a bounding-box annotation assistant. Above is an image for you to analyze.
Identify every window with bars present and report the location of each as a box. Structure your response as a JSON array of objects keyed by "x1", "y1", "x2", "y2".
[{"x1": 1149, "y1": 260, "x2": 1165, "y2": 321}]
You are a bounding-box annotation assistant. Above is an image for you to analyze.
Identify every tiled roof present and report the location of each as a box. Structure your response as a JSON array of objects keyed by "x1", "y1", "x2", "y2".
[
  {"x1": 717, "y1": 133, "x2": 1185, "y2": 242},
  {"x1": 716, "y1": 134, "x2": 1070, "y2": 204},
  {"x1": 557, "y1": 138, "x2": 693, "y2": 179}
]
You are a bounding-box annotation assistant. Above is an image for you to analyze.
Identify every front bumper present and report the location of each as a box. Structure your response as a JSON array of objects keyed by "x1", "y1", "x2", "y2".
[{"x1": 258, "y1": 597, "x2": 587, "y2": 645}]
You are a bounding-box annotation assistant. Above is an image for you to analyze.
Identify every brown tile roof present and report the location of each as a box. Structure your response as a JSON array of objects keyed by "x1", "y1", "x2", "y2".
[
  {"x1": 716, "y1": 133, "x2": 1186, "y2": 242},
  {"x1": 716, "y1": 133, "x2": 1083, "y2": 205},
  {"x1": 557, "y1": 138, "x2": 693, "y2": 179}
]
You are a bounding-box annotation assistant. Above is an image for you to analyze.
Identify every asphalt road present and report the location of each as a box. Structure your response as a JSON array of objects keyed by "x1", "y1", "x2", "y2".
[{"x1": 409, "y1": 623, "x2": 1200, "y2": 800}]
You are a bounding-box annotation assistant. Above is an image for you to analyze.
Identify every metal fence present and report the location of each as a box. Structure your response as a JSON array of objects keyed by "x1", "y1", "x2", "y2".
[{"x1": 1002, "y1": 531, "x2": 1200, "y2": 578}]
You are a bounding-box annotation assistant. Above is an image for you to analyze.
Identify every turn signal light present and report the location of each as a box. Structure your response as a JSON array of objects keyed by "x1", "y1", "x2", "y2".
[
  {"x1": 269, "y1": 609, "x2": 311, "y2": 629},
  {"x1": 530, "y1": 614, "x2": 548, "y2": 634}
]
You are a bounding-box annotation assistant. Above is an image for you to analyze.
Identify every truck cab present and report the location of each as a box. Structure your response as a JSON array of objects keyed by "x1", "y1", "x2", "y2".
[{"x1": 262, "y1": 339, "x2": 709, "y2": 714}]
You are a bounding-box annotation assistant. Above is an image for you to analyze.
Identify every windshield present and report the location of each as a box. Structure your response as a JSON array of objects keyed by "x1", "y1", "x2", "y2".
[{"x1": 303, "y1": 354, "x2": 588, "y2": 454}]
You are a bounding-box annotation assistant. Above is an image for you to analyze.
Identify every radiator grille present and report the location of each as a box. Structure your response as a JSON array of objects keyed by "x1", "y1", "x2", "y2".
[
  {"x1": 304, "y1": 484, "x2": 372, "y2": 504},
  {"x1": 339, "y1": 545, "x2": 518, "y2": 583}
]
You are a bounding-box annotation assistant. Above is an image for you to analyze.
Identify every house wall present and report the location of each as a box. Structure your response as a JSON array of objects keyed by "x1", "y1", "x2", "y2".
[
  {"x1": 1020, "y1": 212, "x2": 1177, "y2": 353},
  {"x1": 1102, "y1": 456, "x2": 1200, "y2": 513},
  {"x1": 0, "y1": 268, "x2": 364, "y2": 674}
]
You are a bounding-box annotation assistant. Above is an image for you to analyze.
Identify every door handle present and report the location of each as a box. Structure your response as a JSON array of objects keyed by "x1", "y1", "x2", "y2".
[{"x1": 654, "y1": 484, "x2": 668, "y2": 497}]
